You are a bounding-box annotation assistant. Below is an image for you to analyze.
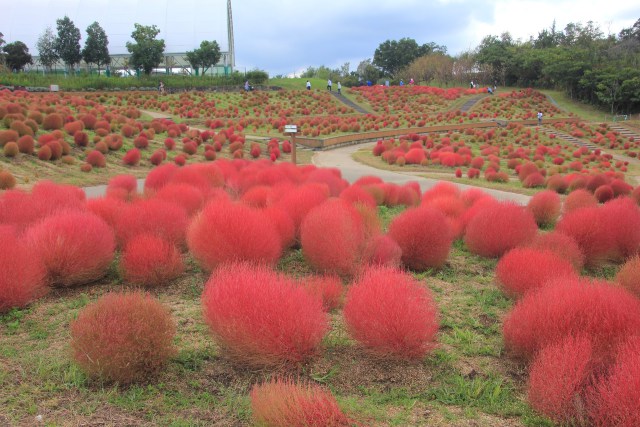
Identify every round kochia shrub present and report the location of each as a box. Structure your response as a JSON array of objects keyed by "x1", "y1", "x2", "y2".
[
  {"x1": 527, "y1": 190, "x2": 561, "y2": 227},
  {"x1": 250, "y1": 378, "x2": 353, "y2": 427},
  {"x1": 0, "y1": 229, "x2": 47, "y2": 312},
  {"x1": 70, "y1": 292, "x2": 176, "y2": 384},
  {"x1": 527, "y1": 335, "x2": 594, "y2": 426},
  {"x1": 464, "y1": 201, "x2": 537, "y2": 258},
  {"x1": 114, "y1": 199, "x2": 189, "y2": 248},
  {"x1": 588, "y1": 337, "x2": 640, "y2": 427},
  {"x1": 120, "y1": 234, "x2": 184, "y2": 287},
  {"x1": 503, "y1": 278, "x2": 640, "y2": 360},
  {"x1": 201, "y1": 263, "x2": 328, "y2": 367},
  {"x1": 300, "y1": 275, "x2": 344, "y2": 312},
  {"x1": 188, "y1": 199, "x2": 282, "y2": 271},
  {"x1": 388, "y1": 206, "x2": 452, "y2": 270},
  {"x1": 495, "y1": 248, "x2": 577, "y2": 298},
  {"x1": 26, "y1": 211, "x2": 116, "y2": 287},
  {"x1": 343, "y1": 266, "x2": 439, "y2": 360},
  {"x1": 526, "y1": 231, "x2": 586, "y2": 271},
  {"x1": 300, "y1": 199, "x2": 365, "y2": 277},
  {"x1": 555, "y1": 206, "x2": 615, "y2": 267},
  {"x1": 615, "y1": 255, "x2": 640, "y2": 297}
]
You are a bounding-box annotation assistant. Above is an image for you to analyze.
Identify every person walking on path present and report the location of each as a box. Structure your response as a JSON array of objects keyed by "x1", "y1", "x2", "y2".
[
  {"x1": 327, "y1": 79, "x2": 332, "y2": 91},
  {"x1": 537, "y1": 111, "x2": 543, "y2": 125},
  {"x1": 337, "y1": 82, "x2": 342, "y2": 95},
  {"x1": 306, "y1": 80, "x2": 311, "y2": 90}
]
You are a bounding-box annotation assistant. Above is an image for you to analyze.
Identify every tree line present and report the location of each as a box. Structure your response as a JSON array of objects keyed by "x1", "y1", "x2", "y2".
[
  {"x1": 300, "y1": 19, "x2": 640, "y2": 114},
  {"x1": 0, "y1": 16, "x2": 222, "y2": 76}
]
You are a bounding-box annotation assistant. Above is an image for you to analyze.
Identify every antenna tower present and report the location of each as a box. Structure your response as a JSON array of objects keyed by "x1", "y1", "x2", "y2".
[{"x1": 227, "y1": 0, "x2": 235, "y2": 70}]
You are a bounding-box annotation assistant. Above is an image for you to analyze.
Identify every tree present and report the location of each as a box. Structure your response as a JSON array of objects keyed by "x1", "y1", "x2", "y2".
[
  {"x1": 403, "y1": 53, "x2": 454, "y2": 86},
  {"x1": 126, "y1": 24, "x2": 165, "y2": 75},
  {"x1": 186, "y1": 40, "x2": 221, "y2": 75},
  {"x1": 475, "y1": 33, "x2": 515, "y2": 86},
  {"x1": 356, "y1": 59, "x2": 380, "y2": 83},
  {"x1": 82, "y1": 22, "x2": 110, "y2": 72},
  {"x1": 374, "y1": 38, "x2": 445, "y2": 77},
  {"x1": 37, "y1": 27, "x2": 59, "y2": 73},
  {"x1": 3, "y1": 41, "x2": 32, "y2": 72},
  {"x1": 55, "y1": 16, "x2": 82, "y2": 72}
]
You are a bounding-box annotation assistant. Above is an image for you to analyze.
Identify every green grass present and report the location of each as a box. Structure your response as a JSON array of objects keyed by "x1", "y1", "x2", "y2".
[{"x1": 541, "y1": 89, "x2": 612, "y2": 122}]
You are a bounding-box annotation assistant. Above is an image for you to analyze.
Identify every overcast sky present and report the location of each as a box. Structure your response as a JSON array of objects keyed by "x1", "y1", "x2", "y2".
[{"x1": 1, "y1": 0, "x2": 638, "y2": 76}]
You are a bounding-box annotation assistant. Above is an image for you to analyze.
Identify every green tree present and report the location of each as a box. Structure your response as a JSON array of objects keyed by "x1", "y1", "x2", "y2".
[
  {"x1": 126, "y1": 24, "x2": 165, "y2": 75},
  {"x1": 186, "y1": 40, "x2": 221, "y2": 75},
  {"x1": 475, "y1": 33, "x2": 514, "y2": 86},
  {"x1": 55, "y1": 16, "x2": 82, "y2": 72},
  {"x1": 37, "y1": 27, "x2": 59, "y2": 73},
  {"x1": 356, "y1": 59, "x2": 381, "y2": 83},
  {"x1": 373, "y1": 38, "x2": 443, "y2": 76},
  {"x1": 3, "y1": 41, "x2": 32, "y2": 72},
  {"x1": 82, "y1": 22, "x2": 110, "y2": 72}
]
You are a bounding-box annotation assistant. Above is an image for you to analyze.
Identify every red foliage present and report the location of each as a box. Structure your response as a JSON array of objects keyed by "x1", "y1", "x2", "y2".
[
  {"x1": 300, "y1": 199, "x2": 366, "y2": 277},
  {"x1": 503, "y1": 277, "x2": 640, "y2": 360},
  {"x1": 86, "y1": 197, "x2": 127, "y2": 227},
  {"x1": 564, "y1": 189, "x2": 597, "y2": 213},
  {"x1": 527, "y1": 335, "x2": 594, "y2": 425},
  {"x1": 114, "y1": 199, "x2": 189, "y2": 248},
  {"x1": 343, "y1": 266, "x2": 439, "y2": 360},
  {"x1": 464, "y1": 201, "x2": 537, "y2": 258},
  {"x1": 594, "y1": 184, "x2": 614, "y2": 203},
  {"x1": 86, "y1": 150, "x2": 106, "y2": 168},
  {"x1": 300, "y1": 275, "x2": 344, "y2": 311},
  {"x1": 527, "y1": 190, "x2": 561, "y2": 227},
  {"x1": 0, "y1": 229, "x2": 47, "y2": 312},
  {"x1": 201, "y1": 263, "x2": 328, "y2": 366},
  {"x1": 26, "y1": 211, "x2": 115, "y2": 287},
  {"x1": 388, "y1": 206, "x2": 452, "y2": 270},
  {"x1": 17, "y1": 135, "x2": 34, "y2": 154},
  {"x1": 107, "y1": 174, "x2": 137, "y2": 197},
  {"x1": 556, "y1": 206, "x2": 615, "y2": 267},
  {"x1": 588, "y1": 337, "x2": 640, "y2": 427},
  {"x1": 250, "y1": 378, "x2": 353, "y2": 427},
  {"x1": 495, "y1": 248, "x2": 577, "y2": 298},
  {"x1": 615, "y1": 255, "x2": 640, "y2": 297},
  {"x1": 264, "y1": 207, "x2": 296, "y2": 250},
  {"x1": 143, "y1": 163, "x2": 179, "y2": 194},
  {"x1": 153, "y1": 183, "x2": 205, "y2": 217},
  {"x1": 187, "y1": 199, "x2": 282, "y2": 271},
  {"x1": 526, "y1": 231, "x2": 585, "y2": 270},
  {"x1": 42, "y1": 113, "x2": 64, "y2": 130},
  {"x1": 273, "y1": 184, "x2": 329, "y2": 237},
  {"x1": 600, "y1": 197, "x2": 640, "y2": 260},
  {"x1": 339, "y1": 185, "x2": 377, "y2": 209},
  {"x1": 70, "y1": 291, "x2": 176, "y2": 383},
  {"x1": 363, "y1": 234, "x2": 403, "y2": 268},
  {"x1": 120, "y1": 234, "x2": 184, "y2": 287},
  {"x1": 122, "y1": 148, "x2": 141, "y2": 166}
]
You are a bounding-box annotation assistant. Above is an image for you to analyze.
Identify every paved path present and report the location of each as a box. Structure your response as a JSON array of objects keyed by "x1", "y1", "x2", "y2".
[
  {"x1": 329, "y1": 92, "x2": 370, "y2": 114},
  {"x1": 312, "y1": 142, "x2": 531, "y2": 204}
]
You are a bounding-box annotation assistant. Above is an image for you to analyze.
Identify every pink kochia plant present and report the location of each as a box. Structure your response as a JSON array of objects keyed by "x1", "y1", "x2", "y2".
[
  {"x1": 343, "y1": 265, "x2": 439, "y2": 360},
  {"x1": 201, "y1": 262, "x2": 328, "y2": 367}
]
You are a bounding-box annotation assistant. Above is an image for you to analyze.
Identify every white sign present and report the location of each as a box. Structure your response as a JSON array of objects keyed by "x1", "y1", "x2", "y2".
[
  {"x1": 49, "y1": 85, "x2": 59, "y2": 92},
  {"x1": 284, "y1": 125, "x2": 297, "y2": 133}
]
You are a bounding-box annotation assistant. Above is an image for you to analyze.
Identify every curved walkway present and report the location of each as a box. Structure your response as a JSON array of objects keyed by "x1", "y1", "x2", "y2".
[{"x1": 312, "y1": 142, "x2": 531, "y2": 204}]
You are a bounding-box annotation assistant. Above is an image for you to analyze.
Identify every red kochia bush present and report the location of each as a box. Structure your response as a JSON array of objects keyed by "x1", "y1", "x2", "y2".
[
  {"x1": 343, "y1": 266, "x2": 439, "y2": 360},
  {"x1": 503, "y1": 278, "x2": 640, "y2": 360},
  {"x1": 153, "y1": 183, "x2": 205, "y2": 217},
  {"x1": 564, "y1": 189, "x2": 597, "y2": 213},
  {"x1": 388, "y1": 206, "x2": 452, "y2": 270},
  {"x1": 527, "y1": 190, "x2": 561, "y2": 227},
  {"x1": 0, "y1": 229, "x2": 47, "y2": 312},
  {"x1": 274, "y1": 184, "x2": 329, "y2": 236},
  {"x1": 495, "y1": 248, "x2": 577, "y2": 298},
  {"x1": 122, "y1": 148, "x2": 141, "y2": 166},
  {"x1": 250, "y1": 378, "x2": 353, "y2": 427},
  {"x1": 120, "y1": 234, "x2": 184, "y2": 287},
  {"x1": 300, "y1": 199, "x2": 365, "y2": 277},
  {"x1": 86, "y1": 150, "x2": 106, "y2": 168},
  {"x1": 527, "y1": 231, "x2": 585, "y2": 270},
  {"x1": 26, "y1": 211, "x2": 115, "y2": 287},
  {"x1": 615, "y1": 255, "x2": 640, "y2": 297},
  {"x1": 556, "y1": 206, "x2": 615, "y2": 267},
  {"x1": 301, "y1": 275, "x2": 344, "y2": 312},
  {"x1": 114, "y1": 199, "x2": 189, "y2": 248},
  {"x1": 600, "y1": 197, "x2": 640, "y2": 260},
  {"x1": 187, "y1": 199, "x2": 282, "y2": 271},
  {"x1": 70, "y1": 292, "x2": 176, "y2": 384},
  {"x1": 464, "y1": 201, "x2": 537, "y2": 258},
  {"x1": 201, "y1": 263, "x2": 328, "y2": 367},
  {"x1": 527, "y1": 335, "x2": 594, "y2": 425},
  {"x1": 588, "y1": 337, "x2": 640, "y2": 427},
  {"x1": 363, "y1": 234, "x2": 402, "y2": 268}
]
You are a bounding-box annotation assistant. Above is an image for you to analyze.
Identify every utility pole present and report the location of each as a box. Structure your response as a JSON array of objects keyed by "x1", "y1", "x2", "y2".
[{"x1": 227, "y1": 0, "x2": 235, "y2": 72}]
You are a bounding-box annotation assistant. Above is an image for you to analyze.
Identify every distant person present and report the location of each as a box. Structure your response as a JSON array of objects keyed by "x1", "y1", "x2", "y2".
[
  {"x1": 385, "y1": 80, "x2": 390, "y2": 87},
  {"x1": 158, "y1": 80, "x2": 165, "y2": 95},
  {"x1": 409, "y1": 78, "x2": 414, "y2": 85},
  {"x1": 306, "y1": 80, "x2": 311, "y2": 90},
  {"x1": 537, "y1": 111, "x2": 543, "y2": 125},
  {"x1": 327, "y1": 79, "x2": 332, "y2": 91},
  {"x1": 366, "y1": 80, "x2": 372, "y2": 86},
  {"x1": 470, "y1": 80, "x2": 474, "y2": 89},
  {"x1": 244, "y1": 80, "x2": 250, "y2": 91},
  {"x1": 337, "y1": 81, "x2": 342, "y2": 95},
  {"x1": 399, "y1": 79, "x2": 404, "y2": 86},
  {"x1": 487, "y1": 86, "x2": 493, "y2": 95}
]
